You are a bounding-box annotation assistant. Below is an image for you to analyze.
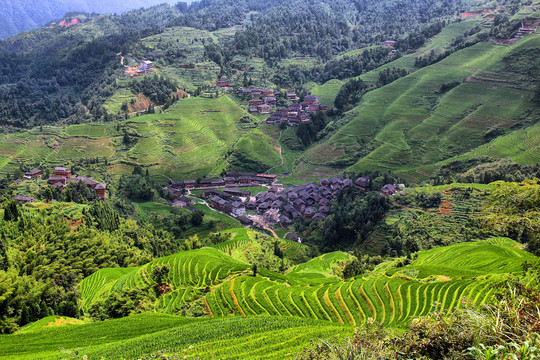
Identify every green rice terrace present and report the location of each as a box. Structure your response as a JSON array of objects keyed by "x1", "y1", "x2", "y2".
[
  {"x1": 287, "y1": 28, "x2": 540, "y2": 183},
  {"x1": 0, "y1": 96, "x2": 280, "y2": 181},
  {"x1": 1, "y1": 233, "x2": 536, "y2": 359}
]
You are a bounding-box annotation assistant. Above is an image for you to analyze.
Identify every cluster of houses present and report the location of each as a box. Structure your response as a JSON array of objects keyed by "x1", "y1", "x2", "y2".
[
  {"x1": 216, "y1": 80, "x2": 327, "y2": 126},
  {"x1": 265, "y1": 95, "x2": 327, "y2": 126},
  {"x1": 166, "y1": 171, "x2": 406, "y2": 228},
  {"x1": 47, "y1": 167, "x2": 107, "y2": 198},
  {"x1": 12, "y1": 166, "x2": 107, "y2": 204},
  {"x1": 195, "y1": 176, "x2": 373, "y2": 228},
  {"x1": 168, "y1": 172, "x2": 277, "y2": 191}
]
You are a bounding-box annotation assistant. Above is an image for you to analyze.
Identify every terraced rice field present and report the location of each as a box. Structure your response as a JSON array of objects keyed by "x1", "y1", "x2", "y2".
[
  {"x1": 0, "y1": 314, "x2": 352, "y2": 360},
  {"x1": 78, "y1": 248, "x2": 250, "y2": 312},
  {"x1": 205, "y1": 275, "x2": 495, "y2": 326},
  {"x1": 205, "y1": 238, "x2": 535, "y2": 326},
  {"x1": 291, "y1": 33, "x2": 540, "y2": 183}
]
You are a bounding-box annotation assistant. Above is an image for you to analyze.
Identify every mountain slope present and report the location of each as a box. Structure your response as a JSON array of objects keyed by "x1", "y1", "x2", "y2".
[
  {"x1": 0, "y1": 0, "x2": 184, "y2": 40},
  {"x1": 290, "y1": 32, "x2": 539, "y2": 183}
]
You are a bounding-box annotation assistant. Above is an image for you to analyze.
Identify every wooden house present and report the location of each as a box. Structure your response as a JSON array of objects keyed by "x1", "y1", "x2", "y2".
[
  {"x1": 24, "y1": 168, "x2": 42, "y2": 179},
  {"x1": 249, "y1": 99, "x2": 264, "y2": 107},
  {"x1": 13, "y1": 195, "x2": 34, "y2": 204},
  {"x1": 319, "y1": 104, "x2": 328, "y2": 111},
  {"x1": 262, "y1": 89, "x2": 274, "y2": 97},
  {"x1": 287, "y1": 92, "x2": 298, "y2": 101},
  {"x1": 384, "y1": 40, "x2": 396, "y2": 47},
  {"x1": 184, "y1": 180, "x2": 196, "y2": 189},
  {"x1": 216, "y1": 78, "x2": 230, "y2": 87},
  {"x1": 304, "y1": 95, "x2": 319, "y2": 105},
  {"x1": 307, "y1": 104, "x2": 319, "y2": 113},
  {"x1": 381, "y1": 184, "x2": 397, "y2": 196},
  {"x1": 96, "y1": 183, "x2": 107, "y2": 198},
  {"x1": 54, "y1": 167, "x2": 71, "y2": 178},
  {"x1": 257, "y1": 104, "x2": 271, "y2": 114},
  {"x1": 355, "y1": 177, "x2": 370, "y2": 190},
  {"x1": 48, "y1": 176, "x2": 67, "y2": 186},
  {"x1": 264, "y1": 97, "x2": 277, "y2": 106}
]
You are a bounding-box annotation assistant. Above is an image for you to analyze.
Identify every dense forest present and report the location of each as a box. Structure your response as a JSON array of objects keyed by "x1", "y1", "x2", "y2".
[{"x1": 0, "y1": 0, "x2": 523, "y2": 128}]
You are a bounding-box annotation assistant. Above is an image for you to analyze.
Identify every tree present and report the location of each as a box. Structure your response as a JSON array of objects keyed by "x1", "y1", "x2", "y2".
[
  {"x1": 3, "y1": 200, "x2": 19, "y2": 222},
  {"x1": 482, "y1": 180, "x2": 540, "y2": 255},
  {"x1": 252, "y1": 264, "x2": 258, "y2": 277}
]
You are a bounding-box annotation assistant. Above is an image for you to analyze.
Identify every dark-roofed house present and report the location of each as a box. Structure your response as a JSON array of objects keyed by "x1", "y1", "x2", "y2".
[
  {"x1": 258, "y1": 201, "x2": 271, "y2": 214},
  {"x1": 304, "y1": 206, "x2": 315, "y2": 218},
  {"x1": 381, "y1": 184, "x2": 397, "y2": 196},
  {"x1": 279, "y1": 215, "x2": 292, "y2": 227},
  {"x1": 184, "y1": 180, "x2": 196, "y2": 189},
  {"x1": 224, "y1": 188, "x2": 251, "y2": 197},
  {"x1": 283, "y1": 205, "x2": 296, "y2": 216},
  {"x1": 319, "y1": 205, "x2": 330, "y2": 214},
  {"x1": 264, "y1": 97, "x2": 277, "y2": 106},
  {"x1": 54, "y1": 167, "x2": 71, "y2": 178},
  {"x1": 262, "y1": 89, "x2": 274, "y2": 97},
  {"x1": 294, "y1": 199, "x2": 306, "y2": 212},
  {"x1": 304, "y1": 95, "x2": 319, "y2": 105},
  {"x1": 24, "y1": 168, "x2": 42, "y2": 179},
  {"x1": 224, "y1": 177, "x2": 236, "y2": 185},
  {"x1": 257, "y1": 104, "x2": 271, "y2": 114},
  {"x1": 355, "y1": 177, "x2": 370, "y2": 190},
  {"x1": 171, "y1": 180, "x2": 185, "y2": 189},
  {"x1": 247, "y1": 201, "x2": 257, "y2": 210},
  {"x1": 76, "y1": 176, "x2": 99, "y2": 188},
  {"x1": 287, "y1": 92, "x2": 298, "y2": 101},
  {"x1": 216, "y1": 78, "x2": 230, "y2": 87},
  {"x1": 238, "y1": 216, "x2": 253, "y2": 226},
  {"x1": 48, "y1": 176, "x2": 67, "y2": 186},
  {"x1": 249, "y1": 99, "x2": 264, "y2": 107},
  {"x1": 231, "y1": 201, "x2": 246, "y2": 217},
  {"x1": 320, "y1": 178, "x2": 330, "y2": 186},
  {"x1": 96, "y1": 183, "x2": 107, "y2": 198},
  {"x1": 312, "y1": 212, "x2": 326, "y2": 221},
  {"x1": 13, "y1": 195, "x2": 34, "y2": 203},
  {"x1": 291, "y1": 210, "x2": 303, "y2": 221}
]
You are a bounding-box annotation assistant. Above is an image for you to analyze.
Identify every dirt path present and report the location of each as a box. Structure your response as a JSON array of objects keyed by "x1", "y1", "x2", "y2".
[
  {"x1": 266, "y1": 130, "x2": 284, "y2": 174},
  {"x1": 264, "y1": 225, "x2": 278, "y2": 238}
]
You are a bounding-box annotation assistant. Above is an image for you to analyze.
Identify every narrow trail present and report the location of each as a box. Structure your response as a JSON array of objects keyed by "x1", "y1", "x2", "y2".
[
  {"x1": 266, "y1": 130, "x2": 284, "y2": 174},
  {"x1": 264, "y1": 226, "x2": 278, "y2": 238}
]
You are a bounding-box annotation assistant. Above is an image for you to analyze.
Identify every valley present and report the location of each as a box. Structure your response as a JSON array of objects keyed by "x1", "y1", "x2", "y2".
[{"x1": 0, "y1": 0, "x2": 539, "y2": 358}]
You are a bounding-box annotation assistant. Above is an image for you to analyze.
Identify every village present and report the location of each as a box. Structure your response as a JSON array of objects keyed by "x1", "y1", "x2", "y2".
[
  {"x1": 166, "y1": 172, "x2": 405, "y2": 231},
  {"x1": 216, "y1": 79, "x2": 328, "y2": 126},
  {"x1": 11, "y1": 167, "x2": 107, "y2": 204}
]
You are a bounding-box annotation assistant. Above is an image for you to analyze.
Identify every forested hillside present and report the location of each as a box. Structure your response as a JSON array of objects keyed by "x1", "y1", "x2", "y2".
[{"x1": 0, "y1": 0, "x2": 185, "y2": 40}]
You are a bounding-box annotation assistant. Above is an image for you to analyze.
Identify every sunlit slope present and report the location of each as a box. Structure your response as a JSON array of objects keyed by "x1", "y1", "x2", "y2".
[
  {"x1": 0, "y1": 95, "x2": 280, "y2": 180},
  {"x1": 0, "y1": 314, "x2": 350, "y2": 360},
  {"x1": 79, "y1": 247, "x2": 250, "y2": 313},
  {"x1": 205, "y1": 238, "x2": 536, "y2": 327},
  {"x1": 299, "y1": 35, "x2": 539, "y2": 182}
]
